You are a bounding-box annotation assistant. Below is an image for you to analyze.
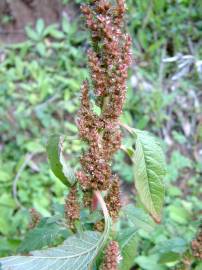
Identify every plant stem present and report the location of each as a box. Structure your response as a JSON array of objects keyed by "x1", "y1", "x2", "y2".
[{"x1": 94, "y1": 190, "x2": 109, "y2": 223}]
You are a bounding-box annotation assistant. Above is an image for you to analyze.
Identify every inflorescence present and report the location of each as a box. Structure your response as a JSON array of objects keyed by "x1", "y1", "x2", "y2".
[
  {"x1": 101, "y1": 241, "x2": 122, "y2": 270},
  {"x1": 74, "y1": 0, "x2": 132, "y2": 219},
  {"x1": 65, "y1": 0, "x2": 131, "y2": 237},
  {"x1": 29, "y1": 208, "x2": 41, "y2": 229}
]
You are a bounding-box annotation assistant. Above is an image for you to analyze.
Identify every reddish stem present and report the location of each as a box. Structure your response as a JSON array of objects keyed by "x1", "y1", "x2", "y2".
[{"x1": 92, "y1": 193, "x2": 99, "y2": 210}]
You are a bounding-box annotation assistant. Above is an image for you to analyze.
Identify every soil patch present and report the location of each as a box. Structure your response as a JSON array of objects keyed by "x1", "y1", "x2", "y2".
[{"x1": 0, "y1": 0, "x2": 78, "y2": 43}]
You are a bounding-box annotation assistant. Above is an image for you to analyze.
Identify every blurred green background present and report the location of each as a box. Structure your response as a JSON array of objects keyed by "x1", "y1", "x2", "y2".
[{"x1": 0, "y1": 0, "x2": 201, "y2": 269}]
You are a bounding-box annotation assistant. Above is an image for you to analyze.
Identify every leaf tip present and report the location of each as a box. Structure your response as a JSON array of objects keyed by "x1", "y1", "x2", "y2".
[{"x1": 151, "y1": 213, "x2": 161, "y2": 224}]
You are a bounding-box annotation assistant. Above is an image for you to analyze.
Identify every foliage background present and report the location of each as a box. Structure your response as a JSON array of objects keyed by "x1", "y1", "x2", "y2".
[{"x1": 0, "y1": 0, "x2": 201, "y2": 269}]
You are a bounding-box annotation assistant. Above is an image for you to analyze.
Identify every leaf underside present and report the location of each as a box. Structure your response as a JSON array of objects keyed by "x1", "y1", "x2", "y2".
[
  {"x1": 133, "y1": 130, "x2": 166, "y2": 223},
  {"x1": 0, "y1": 192, "x2": 111, "y2": 270},
  {"x1": 18, "y1": 224, "x2": 67, "y2": 253},
  {"x1": 0, "y1": 231, "x2": 101, "y2": 270},
  {"x1": 46, "y1": 134, "x2": 76, "y2": 186}
]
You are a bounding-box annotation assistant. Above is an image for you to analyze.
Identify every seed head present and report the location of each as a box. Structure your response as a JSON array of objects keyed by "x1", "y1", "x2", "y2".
[
  {"x1": 83, "y1": 190, "x2": 93, "y2": 208},
  {"x1": 94, "y1": 220, "x2": 105, "y2": 232},
  {"x1": 105, "y1": 176, "x2": 121, "y2": 220},
  {"x1": 65, "y1": 186, "x2": 80, "y2": 230},
  {"x1": 29, "y1": 208, "x2": 41, "y2": 229},
  {"x1": 78, "y1": 0, "x2": 131, "y2": 217},
  {"x1": 101, "y1": 241, "x2": 122, "y2": 270}
]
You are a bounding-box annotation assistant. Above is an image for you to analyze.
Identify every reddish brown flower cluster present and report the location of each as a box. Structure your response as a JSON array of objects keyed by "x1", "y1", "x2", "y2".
[
  {"x1": 101, "y1": 241, "x2": 121, "y2": 270},
  {"x1": 105, "y1": 176, "x2": 121, "y2": 220},
  {"x1": 94, "y1": 220, "x2": 105, "y2": 232},
  {"x1": 29, "y1": 208, "x2": 41, "y2": 229},
  {"x1": 64, "y1": 186, "x2": 80, "y2": 229},
  {"x1": 83, "y1": 190, "x2": 93, "y2": 208},
  {"x1": 192, "y1": 225, "x2": 202, "y2": 259},
  {"x1": 77, "y1": 0, "x2": 131, "y2": 215}
]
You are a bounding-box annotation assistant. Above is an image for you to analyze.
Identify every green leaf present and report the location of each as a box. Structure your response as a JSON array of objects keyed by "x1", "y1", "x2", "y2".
[
  {"x1": 132, "y1": 129, "x2": 166, "y2": 223},
  {"x1": 195, "y1": 262, "x2": 202, "y2": 270},
  {"x1": 153, "y1": 0, "x2": 166, "y2": 12},
  {"x1": 0, "y1": 238, "x2": 21, "y2": 256},
  {"x1": 0, "y1": 192, "x2": 111, "y2": 270},
  {"x1": 46, "y1": 134, "x2": 76, "y2": 187},
  {"x1": 0, "y1": 171, "x2": 10, "y2": 182},
  {"x1": 0, "y1": 231, "x2": 100, "y2": 270},
  {"x1": 138, "y1": 30, "x2": 148, "y2": 50},
  {"x1": 24, "y1": 141, "x2": 44, "y2": 154},
  {"x1": 168, "y1": 205, "x2": 190, "y2": 224},
  {"x1": 36, "y1": 42, "x2": 46, "y2": 57},
  {"x1": 62, "y1": 15, "x2": 71, "y2": 34},
  {"x1": 47, "y1": 29, "x2": 64, "y2": 39},
  {"x1": 135, "y1": 254, "x2": 165, "y2": 270},
  {"x1": 155, "y1": 237, "x2": 187, "y2": 255},
  {"x1": 158, "y1": 252, "x2": 180, "y2": 264},
  {"x1": 121, "y1": 145, "x2": 135, "y2": 158},
  {"x1": 25, "y1": 26, "x2": 39, "y2": 41},
  {"x1": 65, "y1": 122, "x2": 78, "y2": 133},
  {"x1": 18, "y1": 223, "x2": 68, "y2": 253},
  {"x1": 123, "y1": 204, "x2": 155, "y2": 232},
  {"x1": 118, "y1": 228, "x2": 138, "y2": 270},
  {"x1": 118, "y1": 205, "x2": 155, "y2": 269},
  {"x1": 36, "y1": 19, "x2": 45, "y2": 36}
]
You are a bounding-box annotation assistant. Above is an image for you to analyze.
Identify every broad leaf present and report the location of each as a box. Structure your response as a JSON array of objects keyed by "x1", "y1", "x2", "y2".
[
  {"x1": 158, "y1": 252, "x2": 181, "y2": 264},
  {"x1": 155, "y1": 238, "x2": 187, "y2": 265},
  {"x1": 132, "y1": 129, "x2": 166, "y2": 223},
  {"x1": 0, "y1": 231, "x2": 101, "y2": 270},
  {"x1": 123, "y1": 204, "x2": 155, "y2": 232},
  {"x1": 154, "y1": 237, "x2": 187, "y2": 255},
  {"x1": 18, "y1": 223, "x2": 68, "y2": 253},
  {"x1": 118, "y1": 228, "x2": 138, "y2": 270},
  {"x1": 119, "y1": 205, "x2": 154, "y2": 270},
  {"x1": 0, "y1": 192, "x2": 111, "y2": 270},
  {"x1": 46, "y1": 134, "x2": 76, "y2": 186},
  {"x1": 135, "y1": 254, "x2": 165, "y2": 270},
  {"x1": 36, "y1": 19, "x2": 45, "y2": 36}
]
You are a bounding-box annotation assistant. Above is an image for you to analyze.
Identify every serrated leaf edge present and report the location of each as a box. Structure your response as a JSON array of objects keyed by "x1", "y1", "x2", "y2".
[{"x1": 133, "y1": 129, "x2": 165, "y2": 223}]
